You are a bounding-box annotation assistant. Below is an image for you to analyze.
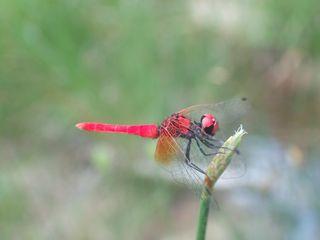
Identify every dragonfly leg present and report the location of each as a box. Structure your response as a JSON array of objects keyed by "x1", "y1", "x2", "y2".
[
  {"x1": 192, "y1": 121, "x2": 239, "y2": 153},
  {"x1": 205, "y1": 136, "x2": 240, "y2": 154},
  {"x1": 204, "y1": 135, "x2": 225, "y2": 145},
  {"x1": 194, "y1": 137, "x2": 222, "y2": 156},
  {"x1": 185, "y1": 138, "x2": 208, "y2": 176},
  {"x1": 189, "y1": 162, "x2": 207, "y2": 176},
  {"x1": 199, "y1": 137, "x2": 239, "y2": 155},
  {"x1": 198, "y1": 137, "x2": 221, "y2": 149}
]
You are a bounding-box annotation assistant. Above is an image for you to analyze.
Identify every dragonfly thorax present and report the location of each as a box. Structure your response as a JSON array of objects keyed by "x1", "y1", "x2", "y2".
[{"x1": 160, "y1": 113, "x2": 192, "y2": 137}]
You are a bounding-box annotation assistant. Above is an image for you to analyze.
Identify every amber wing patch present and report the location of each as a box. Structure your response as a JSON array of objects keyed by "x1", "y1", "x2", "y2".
[{"x1": 154, "y1": 134, "x2": 182, "y2": 165}]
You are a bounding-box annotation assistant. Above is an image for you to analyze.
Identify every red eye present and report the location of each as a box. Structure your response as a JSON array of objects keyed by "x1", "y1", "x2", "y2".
[{"x1": 201, "y1": 114, "x2": 219, "y2": 135}]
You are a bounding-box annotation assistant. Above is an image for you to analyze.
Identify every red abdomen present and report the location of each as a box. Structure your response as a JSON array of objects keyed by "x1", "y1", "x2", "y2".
[{"x1": 76, "y1": 122, "x2": 159, "y2": 138}]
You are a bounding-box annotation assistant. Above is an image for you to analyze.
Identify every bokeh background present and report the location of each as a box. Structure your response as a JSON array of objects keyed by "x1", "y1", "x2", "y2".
[{"x1": 1, "y1": 0, "x2": 320, "y2": 239}]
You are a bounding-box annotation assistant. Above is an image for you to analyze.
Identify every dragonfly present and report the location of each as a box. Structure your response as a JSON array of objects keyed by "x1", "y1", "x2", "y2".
[{"x1": 76, "y1": 97, "x2": 248, "y2": 186}]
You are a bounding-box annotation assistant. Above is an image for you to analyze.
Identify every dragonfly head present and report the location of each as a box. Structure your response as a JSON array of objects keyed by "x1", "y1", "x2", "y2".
[{"x1": 200, "y1": 114, "x2": 219, "y2": 136}]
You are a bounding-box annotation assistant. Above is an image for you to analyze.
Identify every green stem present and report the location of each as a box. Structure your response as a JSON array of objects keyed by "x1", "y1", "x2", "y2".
[
  {"x1": 196, "y1": 125, "x2": 247, "y2": 240},
  {"x1": 196, "y1": 193, "x2": 211, "y2": 240}
]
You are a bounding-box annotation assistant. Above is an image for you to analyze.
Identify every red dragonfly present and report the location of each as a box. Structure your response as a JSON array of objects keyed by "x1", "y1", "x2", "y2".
[{"x1": 76, "y1": 98, "x2": 248, "y2": 185}]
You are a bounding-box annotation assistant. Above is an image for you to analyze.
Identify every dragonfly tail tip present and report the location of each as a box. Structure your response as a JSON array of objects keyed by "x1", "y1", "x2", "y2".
[{"x1": 76, "y1": 123, "x2": 86, "y2": 130}]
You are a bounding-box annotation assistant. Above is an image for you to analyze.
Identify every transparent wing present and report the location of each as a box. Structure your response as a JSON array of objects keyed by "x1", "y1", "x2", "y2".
[
  {"x1": 178, "y1": 97, "x2": 250, "y2": 179},
  {"x1": 179, "y1": 97, "x2": 250, "y2": 139},
  {"x1": 154, "y1": 127, "x2": 223, "y2": 209},
  {"x1": 154, "y1": 127, "x2": 204, "y2": 192},
  {"x1": 154, "y1": 97, "x2": 249, "y2": 189},
  {"x1": 170, "y1": 130, "x2": 246, "y2": 179}
]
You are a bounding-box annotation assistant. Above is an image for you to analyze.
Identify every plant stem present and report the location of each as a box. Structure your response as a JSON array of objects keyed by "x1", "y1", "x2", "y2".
[
  {"x1": 196, "y1": 125, "x2": 247, "y2": 240},
  {"x1": 196, "y1": 192, "x2": 211, "y2": 240}
]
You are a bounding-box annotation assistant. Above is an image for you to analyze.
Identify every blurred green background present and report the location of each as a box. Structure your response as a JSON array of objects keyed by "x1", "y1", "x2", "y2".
[{"x1": 1, "y1": 0, "x2": 320, "y2": 239}]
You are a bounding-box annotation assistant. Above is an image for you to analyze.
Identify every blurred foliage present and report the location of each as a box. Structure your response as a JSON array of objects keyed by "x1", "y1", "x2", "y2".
[{"x1": 0, "y1": 0, "x2": 319, "y2": 239}]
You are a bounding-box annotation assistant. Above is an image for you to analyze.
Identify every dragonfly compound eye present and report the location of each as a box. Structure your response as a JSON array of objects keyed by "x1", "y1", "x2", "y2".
[{"x1": 201, "y1": 114, "x2": 219, "y2": 135}]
